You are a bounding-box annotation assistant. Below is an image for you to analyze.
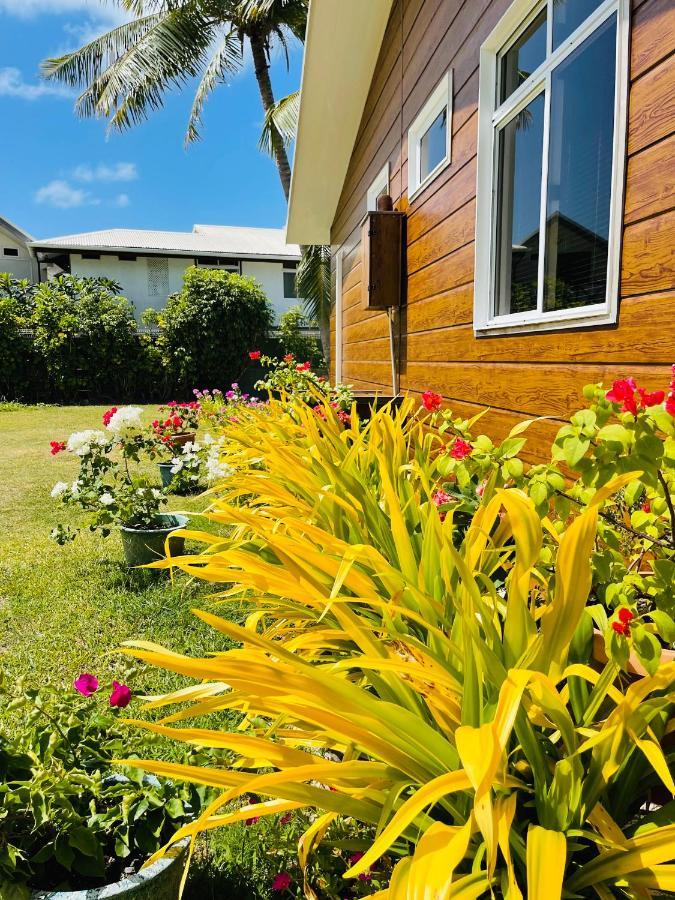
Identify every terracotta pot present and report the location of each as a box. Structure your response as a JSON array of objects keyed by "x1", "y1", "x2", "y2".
[
  {"x1": 169, "y1": 432, "x2": 196, "y2": 448},
  {"x1": 592, "y1": 628, "x2": 675, "y2": 678}
]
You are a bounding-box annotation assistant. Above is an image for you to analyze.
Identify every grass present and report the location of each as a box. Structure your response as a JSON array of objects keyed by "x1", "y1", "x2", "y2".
[{"x1": 0, "y1": 403, "x2": 279, "y2": 898}]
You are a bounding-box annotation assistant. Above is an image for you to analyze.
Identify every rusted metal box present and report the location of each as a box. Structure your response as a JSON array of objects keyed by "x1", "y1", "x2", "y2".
[{"x1": 361, "y1": 210, "x2": 406, "y2": 310}]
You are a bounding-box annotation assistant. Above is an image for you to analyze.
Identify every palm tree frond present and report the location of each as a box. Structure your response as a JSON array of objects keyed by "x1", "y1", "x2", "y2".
[
  {"x1": 297, "y1": 243, "x2": 332, "y2": 325},
  {"x1": 186, "y1": 28, "x2": 243, "y2": 145},
  {"x1": 258, "y1": 89, "x2": 299, "y2": 156}
]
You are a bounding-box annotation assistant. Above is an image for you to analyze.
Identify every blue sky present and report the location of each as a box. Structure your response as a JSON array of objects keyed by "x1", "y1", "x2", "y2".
[{"x1": 0, "y1": 0, "x2": 302, "y2": 240}]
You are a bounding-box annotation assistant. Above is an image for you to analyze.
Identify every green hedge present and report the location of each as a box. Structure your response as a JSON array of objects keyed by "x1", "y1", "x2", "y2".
[{"x1": 0, "y1": 268, "x2": 275, "y2": 403}]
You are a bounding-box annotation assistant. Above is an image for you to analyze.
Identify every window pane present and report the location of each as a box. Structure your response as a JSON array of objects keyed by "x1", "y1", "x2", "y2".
[
  {"x1": 543, "y1": 15, "x2": 616, "y2": 312},
  {"x1": 419, "y1": 107, "x2": 447, "y2": 182},
  {"x1": 500, "y1": 9, "x2": 547, "y2": 103},
  {"x1": 553, "y1": 0, "x2": 604, "y2": 48},
  {"x1": 283, "y1": 271, "x2": 298, "y2": 299},
  {"x1": 495, "y1": 92, "x2": 545, "y2": 317}
]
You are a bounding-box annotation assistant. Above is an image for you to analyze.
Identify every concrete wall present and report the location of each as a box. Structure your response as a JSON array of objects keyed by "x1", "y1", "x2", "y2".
[
  {"x1": 241, "y1": 259, "x2": 299, "y2": 321},
  {"x1": 68, "y1": 254, "x2": 300, "y2": 322},
  {"x1": 70, "y1": 254, "x2": 189, "y2": 317},
  {"x1": 0, "y1": 225, "x2": 37, "y2": 281}
]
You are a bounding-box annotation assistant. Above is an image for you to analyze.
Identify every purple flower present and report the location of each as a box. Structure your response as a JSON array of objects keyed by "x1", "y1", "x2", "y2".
[{"x1": 74, "y1": 673, "x2": 99, "y2": 697}]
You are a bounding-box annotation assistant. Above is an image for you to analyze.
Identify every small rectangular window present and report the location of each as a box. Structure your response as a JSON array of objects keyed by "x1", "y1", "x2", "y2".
[
  {"x1": 118, "y1": 253, "x2": 137, "y2": 262},
  {"x1": 80, "y1": 251, "x2": 101, "y2": 260},
  {"x1": 407, "y1": 70, "x2": 452, "y2": 200},
  {"x1": 3, "y1": 247, "x2": 19, "y2": 257},
  {"x1": 283, "y1": 270, "x2": 298, "y2": 299}
]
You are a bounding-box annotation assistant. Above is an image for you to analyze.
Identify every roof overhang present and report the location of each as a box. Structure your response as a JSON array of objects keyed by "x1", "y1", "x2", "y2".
[
  {"x1": 29, "y1": 244, "x2": 300, "y2": 263},
  {"x1": 286, "y1": 0, "x2": 395, "y2": 245}
]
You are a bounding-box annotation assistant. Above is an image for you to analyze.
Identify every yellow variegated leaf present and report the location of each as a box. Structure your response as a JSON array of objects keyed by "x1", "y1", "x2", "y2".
[
  {"x1": 526, "y1": 826, "x2": 566, "y2": 899},
  {"x1": 568, "y1": 824, "x2": 675, "y2": 891}
]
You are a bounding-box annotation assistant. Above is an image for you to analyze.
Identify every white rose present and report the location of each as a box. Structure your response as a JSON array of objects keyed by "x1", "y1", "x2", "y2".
[
  {"x1": 66, "y1": 429, "x2": 107, "y2": 456},
  {"x1": 106, "y1": 406, "x2": 144, "y2": 436},
  {"x1": 51, "y1": 481, "x2": 69, "y2": 498},
  {"x1": 100, "y1": 492, "x2": 115, "y2": 506}
]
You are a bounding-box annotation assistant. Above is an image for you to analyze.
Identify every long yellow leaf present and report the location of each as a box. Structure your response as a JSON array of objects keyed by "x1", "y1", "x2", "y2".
[{"x1": 526, "y1": 825, "x2": 566, "y2": 899}]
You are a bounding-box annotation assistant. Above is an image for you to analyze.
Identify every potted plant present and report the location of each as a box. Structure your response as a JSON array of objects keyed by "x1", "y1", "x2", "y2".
[
  {"x1": 49, "y1": 407, "x2": 188, "y2": 566},
  {"x1": 160, "y1": 434, "x2": 231, "y2": 495},
  {"x1": 151, "y1": 402, "x2": 201, "y2": 451},
  {"x1": 0, "y1": 672, "x2": 201, "y2": 899}
]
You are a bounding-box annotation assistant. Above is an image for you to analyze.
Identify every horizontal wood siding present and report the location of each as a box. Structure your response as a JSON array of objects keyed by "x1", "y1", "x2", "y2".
[{"x1": 331, "y1": 0, "x2": 675, "y2": 459}]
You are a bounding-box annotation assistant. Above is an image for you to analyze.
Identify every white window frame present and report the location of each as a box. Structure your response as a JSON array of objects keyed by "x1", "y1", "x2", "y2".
[
  {"x1": 473, "y1": 0, "x2": 630, "y2": 336},
  {"x1": 367, "y1": 162, "x2": 390, "y2": 211},
  {"x1": 334, "y1": 250, "x2": 344, "y2": 383},
  {"x1": 407, "y1": 70, "x2": 453, "y2": 201}
]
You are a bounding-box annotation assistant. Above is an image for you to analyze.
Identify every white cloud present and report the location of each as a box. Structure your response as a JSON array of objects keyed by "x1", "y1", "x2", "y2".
[
  {"x1": 0, "y1": 67, "x2": 72, "y2": 100},
  {"x1": 113, "y1": 193, "x2": 130, "y2": 208},
  {"x1": 35, "y1": 179, "x2": 99, "y2": 209},
  {"x1": 73, "y1": 162, "x2": 138, "y2": 183}
]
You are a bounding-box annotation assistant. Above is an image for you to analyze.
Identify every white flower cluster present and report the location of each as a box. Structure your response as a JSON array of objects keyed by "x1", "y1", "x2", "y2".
[
  {"x1": 66, "y1": 430, "x2": 108, "y2": 456},
  {"x1": 51, "y1": 479, "x2": 82, "y2": 498},
  {"x1": 105, "y1": 406, "x2": 144, "y2": 436},
  {"x1": 168, "y1": 434, "x2": 232, "y2": 484}
]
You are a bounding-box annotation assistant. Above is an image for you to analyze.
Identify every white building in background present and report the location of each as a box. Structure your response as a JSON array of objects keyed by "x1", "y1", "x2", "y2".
[
  {"x1": 0, "y1": 216, "x2": 39, "y2": 281},
  {"x1": 30, "y1": 224, "x2": 302, "y2": 321}
]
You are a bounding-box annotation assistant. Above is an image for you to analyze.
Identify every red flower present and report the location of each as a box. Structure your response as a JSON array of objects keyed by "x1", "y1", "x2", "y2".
[
  {"x1": 667, "y1": 394, "x2": 675, "y2": 417},
  {"x1": 171, "y1": 415, "x2": 183, "y2": 429},
  {"x1": 283, "y1": 353, "x2": 294, "y2": 363},
  {"x1": 606, "y1": 378, "x2": 638, "y2": 415},
  {"x1": 74, "y1": 673, "x2": 99, "y2": 697},
  {"x1": 109, "y1": 681, "x2": 132, "y2": 708},
  {"x1": 245, "y1": 816, "x2": 260, "y2": 826},
  {"x1": 348, "y1": 852, "x2": 374, "y2": 881},
  {"x1": 272, "y1": 872, "x2": 292, "y2": 891},
  {"x1": 50, "y1": 440, "x2": 66, "y2": 455},
  {"x1": 642, "y1": 500, "x2": 651, "y2": 513},
  {"x1": 249, "y1": 350, "x2": 261, "y2": 360},
  {"x1": 618, "y1": 607, "x2": 634, "y2": 625},
  {"x1": 611, "y1": 621, "x2": 630, "y2": 637},
  {"x1": 337, "y1": 410, "x2": 351, "y2": 426},
  {"x1": 638, "y1": 388, "x2": 665, "y2": 407},
  {"x1": 296, "y1": 361, "x2": 311, "y2": 372},
  {"x1": 450, "y1": 438, "x2": 472, "y2": 460},
  {"x1": 432, "y1": 489, "x2": 453, "y2": 523},
  {"x1": 280, "y1": 812, "x2": 292, "y2": 825},
  {"x1": 102, "y1": 406, "x2": 118, "y2": 427},
  {"x1": 421, "y1": 390, "x2": 443, "y2": 412},
  {"x1": 313, "y1": 404, "x2": 327, "y2": 421}
]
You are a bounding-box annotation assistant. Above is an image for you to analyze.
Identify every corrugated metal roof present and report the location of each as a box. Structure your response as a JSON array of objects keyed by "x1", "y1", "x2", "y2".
[
  {"x1": 30, "y1": 225, "x2": 301, "y2": 259},
  {"x1": 1, "y1": 215, "x2": 34, "y2": 244}
]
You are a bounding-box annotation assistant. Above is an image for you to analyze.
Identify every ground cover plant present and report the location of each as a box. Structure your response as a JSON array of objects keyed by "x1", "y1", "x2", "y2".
[{"x1": 114, "y1": 378, "x2": 675, "y2": 898}]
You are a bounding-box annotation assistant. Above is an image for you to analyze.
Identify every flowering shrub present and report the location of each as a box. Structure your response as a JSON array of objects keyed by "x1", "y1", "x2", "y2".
[
  {"x1": 193, "y1": 384, "x2": 266, "y2": 429},
  {"x1": 49, "y1": 406, "x2": 168, "y2": 543},
  {"x1": 0, "y1": 672, "x2": 197, "y2": 894},
  {"x1": 253, "y1": 353, "x2": 353, "y2": 410},
  {"x1": 166, "y1": 434, "x2": 232, "y2": 493}
]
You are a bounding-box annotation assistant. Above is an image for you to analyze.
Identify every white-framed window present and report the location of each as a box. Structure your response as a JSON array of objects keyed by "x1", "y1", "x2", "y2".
[
  {"x1": 474, "y1": 0, "x2": 630, "y2": 335},
  {"x1": 283, "y1": 263, "x2": 298, "y2": 299},
  {"x1": 367, "y1": 162, "x2": 390, "y2": 211},
  {"x1": 407, "y1": 70, "x2": 453, "y2": 200}
]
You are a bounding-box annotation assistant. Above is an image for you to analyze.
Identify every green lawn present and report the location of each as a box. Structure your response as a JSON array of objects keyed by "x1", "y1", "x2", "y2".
[
  {"x1": 0, "y1": 404, "x2": 221, "y2": 695},
  {"x1": 0, "y1": 403, "x2": 279, "y2": 897}
]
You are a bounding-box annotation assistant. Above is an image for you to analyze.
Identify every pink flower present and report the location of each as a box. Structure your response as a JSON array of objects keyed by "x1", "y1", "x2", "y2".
[
  {"x1": 74, "y1": 673, "x2": 99, "y2": 697},
  {"x1": 102, "y1": 406, "x2": 118, "y2": 427},
  {"x1": 450, "y1": 438, "x2": 472, "y2": 460},
  {"x1": 249, "y1": 350, "x2": 261, "y2": 360},
  {"x1": 476, "y1": 481, "x2": 487, "y2": 498},
  {"x1": 432, "y1": 489, "x2": 453, "y2": 523},
  {"x1": 245, "y1": 816, "x2": 260, "y2": 826},
  {"x1": 637, "y1": 388, "x2": 665, "y2": 407},
  {"x1": 50, "y1": 440, "x2": 66, "y2": 456},
  {"x1": 313, "y1": 404, "x2": 327, "y2": 421},
  {"x1": 283, "y1": 353, "x2": 294, "y2": 363},
  {"x1": 337, "y1": 410, "x2": 351, "y2": 426},
  {"x1": 272, "y1": 872, "x2": 292, "y2": 891},
  {"x1": 296, "y1": 361, "x2": 311, "y2": 372},
  {"x1": 421, "y1": 390, "x2": 442, "y2": 412},
  {"x1": 109, "y1": 681, "x2": 132, "y2": 708},
  {"x1": 606, "y1": 377, "x2": 638, "y2": 415}
]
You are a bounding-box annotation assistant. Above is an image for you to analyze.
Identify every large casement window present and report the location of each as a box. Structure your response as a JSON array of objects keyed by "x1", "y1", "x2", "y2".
[{"x1": 474, "y1": 0, "x2": 629, "y2": 335}]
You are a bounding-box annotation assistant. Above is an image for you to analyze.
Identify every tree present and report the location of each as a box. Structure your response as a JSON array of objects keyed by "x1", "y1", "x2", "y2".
[
  {"x1": 43, "y1": 0, "x2": 333, "y2": 363},
  {"x1": 42, "y1": 0, "x2": 307, "y2": 201}
]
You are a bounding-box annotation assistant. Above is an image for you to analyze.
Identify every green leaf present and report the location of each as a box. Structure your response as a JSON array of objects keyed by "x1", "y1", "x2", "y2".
[
  {"x1": 650, "y1": 610, "x2": 675, "y2": 643},
  {"x1": 165, "y1": 797, "x2": 185, "y2": 819},
  {"x1": 69, "y1": 826, "x2": 100, "y2": 857},
  {"x1": 563, "y1": 436, "x2": 590, "y2": 468},
  {"x1": 54, "y1": 834, "x2": 75, "y2": 871},
  {"x1": 596, "y1": 424, "x2": 631, "y2": 446},
  {"x1": 632, "y1": 627, "x2": 661, "y2": 676}
]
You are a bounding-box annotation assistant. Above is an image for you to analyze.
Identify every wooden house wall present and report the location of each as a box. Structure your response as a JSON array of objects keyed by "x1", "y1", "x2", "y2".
[{"x1": 330, "y1": 0, "x2": 674, "y2": 460}]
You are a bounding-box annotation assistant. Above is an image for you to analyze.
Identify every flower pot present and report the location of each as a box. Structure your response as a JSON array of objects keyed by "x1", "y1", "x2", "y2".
[
  {"x1": 169, "y1": 432, "x2": 196, "y2": 448},
  {"x1": 592, "y1": 628, "x2": 675, "y2": 678},
  {"x1": 31, "y1": 838, "x2": 188, "y2": 900},
  {"x1": 119, "y1": 514, "x2": 189, "y2": 567},
  {"x1": 158, "y1": 462, "x2": 176, "y2": 490}
]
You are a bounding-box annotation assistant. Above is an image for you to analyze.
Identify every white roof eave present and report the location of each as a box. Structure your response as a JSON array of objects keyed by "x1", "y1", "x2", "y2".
[{"x1": 286, "y1": 0, "x2": 395, "y2": 246}]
